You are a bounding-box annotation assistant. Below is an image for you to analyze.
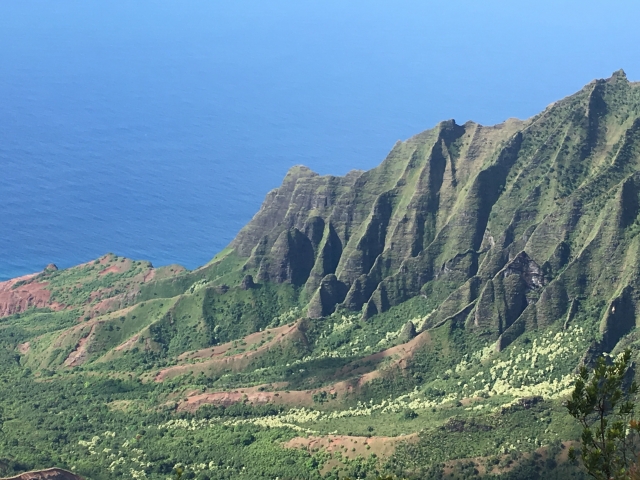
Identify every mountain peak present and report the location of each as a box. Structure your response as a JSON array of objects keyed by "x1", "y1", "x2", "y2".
[
  {"x1": 283, "y1": 164, "x2": 318, "y2": 181},
  {"x1": 608, "y1": 68, "x2": 628, "y2": 83}
]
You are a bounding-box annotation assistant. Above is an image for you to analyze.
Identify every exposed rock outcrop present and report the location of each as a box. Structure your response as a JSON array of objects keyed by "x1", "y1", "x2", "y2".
[
  {"x1": 398, "y1": 321, "x2": 417, "y2": 343},
  {"x1": 240, "y1": 274, "x2": 256, "y2": 290},
  {"x1": 257, "y1": 228, "x2": 315, "y2": 286},
  {"x1": 307, "y1": 274, "x2": 348, "y2": 319}
]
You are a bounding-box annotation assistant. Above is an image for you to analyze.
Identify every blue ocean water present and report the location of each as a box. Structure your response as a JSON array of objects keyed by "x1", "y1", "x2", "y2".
[{"x1": 1, "y1": 1, "x2": 639, "y2": 280}]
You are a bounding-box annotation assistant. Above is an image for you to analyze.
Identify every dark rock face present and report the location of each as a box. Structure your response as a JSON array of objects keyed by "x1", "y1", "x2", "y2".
[
  {"x1": 232, "y1": 165, "x2": 321, "y2": 257},
  {"x1": 518, "y1": 396, "x2": 544, "y2": 409},
  {"x1": 341, "y1": 192, "x2": 394, "y2": 284},
  {"x1": 240, "y1": 274, "x2": 256, "y2": 290},
  {"x1": 304, "y1": 222, "x2": 343, "y2": 297},
  {"x1": 474, "y1": 255, "x2": 538, "y2": 335},
  {"x1": 209, "y1": 72, "x2": 640, "y2": 348},
  {"x1": 257, "y1": 228, "x2": 315, "y2": 286},
  {"x1": 307, "y1": 274, "x2": 348, "y2": 319},
  {"x1": 398, "y1": 321, "x2": 417, "y2": 343},
  {"x1": 503, "y1": 252, "x2": 544, "y2": 290},
  {"x1": 600, "y1": 286, "x2": 637, "y2": 351},
  {"x1": 499, "y1": 396, "x2": 544, "y2": 414},
  {"x1": 303, "y1": 216, "x2": 325, "y2": 252}
]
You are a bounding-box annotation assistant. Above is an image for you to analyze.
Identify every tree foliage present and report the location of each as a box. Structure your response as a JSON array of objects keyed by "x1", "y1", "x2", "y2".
[{"x1": 566, "y1": 349, "x2": 640, "y2": 480}]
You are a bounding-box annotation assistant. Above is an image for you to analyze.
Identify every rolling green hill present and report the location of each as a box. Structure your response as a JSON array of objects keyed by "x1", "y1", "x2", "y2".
[{"x1": 2, "y1": 71, "x2": 640, "y2": 479}]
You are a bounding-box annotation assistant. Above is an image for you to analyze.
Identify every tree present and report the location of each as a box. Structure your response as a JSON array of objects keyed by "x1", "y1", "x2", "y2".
[
  {"x1": 173, "y1": 466, "x2": 183, "y2": 480},
  {"x1": 566, "y1": 349, "x2": 640, "y2": 480}
]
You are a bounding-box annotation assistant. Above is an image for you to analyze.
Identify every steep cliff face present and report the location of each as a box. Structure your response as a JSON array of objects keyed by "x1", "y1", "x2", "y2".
[{"x1": 213, "y1": 70, "x2": 640, "y2": 349}]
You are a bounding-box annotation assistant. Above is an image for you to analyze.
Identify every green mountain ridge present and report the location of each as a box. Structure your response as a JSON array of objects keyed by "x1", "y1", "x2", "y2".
[
  {"x1": 147, "y1": 68, "x2": 640, "y2": 355},
  {"x1": 1, "y1": 70, "x2": 640, "y2": 479}
]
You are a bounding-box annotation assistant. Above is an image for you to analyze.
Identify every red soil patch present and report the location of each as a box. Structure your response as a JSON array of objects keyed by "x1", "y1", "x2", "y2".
[
  {"x1": 284, "y1": 433, "x2": 417, "y2": 460},
  {"x1": 556, "y1": 441, "x2": 577, "y2": 463},
  {"x1": 84, "y1": 290, "x2": 135, "y2": 321},
  {"x1": 143, "y1": 269, "x2": 156, "y2": 283},
  {"x1": 0, "y1": 468, "x2": 83, "y2": 480},
  {"x1": 178, "y1": 330, "x2": 435, "y2": 411},
  {"x1": 460, "y1": 396, "x2": 483, "y2": 407},
  {"x1": 98, "y1": 265, "x2": 124, "y2": 276},
  {"x1": 87, "y1": 295, "x2": 124, "y2": 317},
  {"x1": 17, "y1": 342, "x2": 30, "y2": 354},
  {"x1": 0, "y1": 254, "x2": 178, "y2": 324},
  {"x1": 323, "y1": 330, "x2": 432, "y2": 387},
  {"x1": 0, "y1": 273, "x2": 64, "y2": 318},
  {"x1": 179, "y1": 364, "x2": 420, "y2": 411},
  {"x1": 179, "y1": 385, "x2": 289, "y2": 410},
  {"x1": 156, "y1": 323, "x2": 302, "y2": 382},
  {"x1": 177, "y1": 324, "x2": 294, "y2": 361},
  {"x1": 64, "y1": 324, "x2": 98, "y2": 367}
]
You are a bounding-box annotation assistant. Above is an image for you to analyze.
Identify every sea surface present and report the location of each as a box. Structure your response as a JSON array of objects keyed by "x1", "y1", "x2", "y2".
[{"x1": 1, "y1": 1, "x2": 638, "y2": 280}]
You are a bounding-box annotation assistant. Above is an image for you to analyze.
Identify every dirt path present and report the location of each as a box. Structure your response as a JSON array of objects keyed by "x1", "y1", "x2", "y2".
[
  {"x1": 114, "y1": 334, "x2": 140, "y2": 351},
  {"x1": 64, "y1": 324, "x2": 98, "y2": 367}
]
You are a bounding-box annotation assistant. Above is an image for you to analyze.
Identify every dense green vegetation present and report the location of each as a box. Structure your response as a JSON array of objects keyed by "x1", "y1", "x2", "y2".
[
  {"x1": 567, "y1": 350, "x2": 640, "y2": 480},
  {"x1": 0, "y1": 294, "x2": 603, "y2": 479}
]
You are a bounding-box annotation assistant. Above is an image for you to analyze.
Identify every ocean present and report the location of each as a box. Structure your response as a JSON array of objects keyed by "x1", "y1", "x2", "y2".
[{"x1": 1, "y1": 1, "x2": 637, "y2": 280}]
